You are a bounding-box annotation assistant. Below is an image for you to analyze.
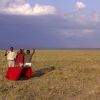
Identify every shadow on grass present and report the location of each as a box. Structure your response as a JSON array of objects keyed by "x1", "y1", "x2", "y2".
[
  {"x1": 32, "y1": 66, "x2": 55, "y2": 77},
  {"x1": 3, "y1": 66, "x2": 55, "y2": 81}
]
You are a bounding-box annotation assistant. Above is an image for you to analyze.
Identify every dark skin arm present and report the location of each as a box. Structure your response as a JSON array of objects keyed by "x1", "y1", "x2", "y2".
[
  {"x1": 31, "y1": 48, "x2": 35, "y2": 56},
  {"x1": 5, "y1": 50, "x2": 8, "y2": 56}
]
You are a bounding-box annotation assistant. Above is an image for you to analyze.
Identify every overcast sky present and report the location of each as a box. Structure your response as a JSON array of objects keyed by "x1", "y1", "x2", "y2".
[{"x1": 0, "y1": 0, "x2": 100, "y2": 49}]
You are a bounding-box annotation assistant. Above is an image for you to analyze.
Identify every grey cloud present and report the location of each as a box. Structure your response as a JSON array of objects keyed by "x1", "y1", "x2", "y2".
[
  {"x1": 0, "y1": 12, "x2": 100, "y2": 49},
  {"x1": 0, "y1": 0, "x2": 26, "y2": 6}
]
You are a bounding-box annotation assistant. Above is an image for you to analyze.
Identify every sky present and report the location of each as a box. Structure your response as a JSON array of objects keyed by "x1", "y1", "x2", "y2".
[{"x1": 0, "y1": 0, "x2": 100, "y2": 49}]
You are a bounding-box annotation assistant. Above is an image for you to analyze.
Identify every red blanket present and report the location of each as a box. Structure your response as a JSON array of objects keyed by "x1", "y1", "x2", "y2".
[{"x1": 5, "y1": 67, "x2": 32, "y2": 80}]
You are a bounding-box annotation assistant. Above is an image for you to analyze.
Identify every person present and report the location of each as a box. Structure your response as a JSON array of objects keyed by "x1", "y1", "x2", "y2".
[
  {"x1": 5, "y1": 47, "x2": 16, "y2": 67},
  {"x1": 24, "y1": 49, "x2": 35, "y2": 67},
  {"x1": 15, "y1": 49, "x2": 25, "y2": 67}
]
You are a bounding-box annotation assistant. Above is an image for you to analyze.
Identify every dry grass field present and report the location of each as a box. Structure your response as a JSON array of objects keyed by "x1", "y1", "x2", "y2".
[{"x1": 0, "y1": 50, "x2": 100, "y2": 100}]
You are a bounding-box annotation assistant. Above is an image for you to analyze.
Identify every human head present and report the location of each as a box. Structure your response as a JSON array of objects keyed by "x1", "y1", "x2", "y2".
[
  {"x1": 26, "y1": 50, "x2": 30, "y2": 54},
  {"x1": 19, "y1": 49, "x2": 23, "y2": 53},
  {"x1": 10, "y1": 47, "x2": 14, "y2": 51}
]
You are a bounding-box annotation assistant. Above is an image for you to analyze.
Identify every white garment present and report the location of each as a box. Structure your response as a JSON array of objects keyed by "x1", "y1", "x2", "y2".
[
  {"x1": 8, "y1": 60, "x2": 15, "y2": 67},
  {"x1": 7, "y1": 51, "x2": 16, "y2": 61},
  {"x1": 24, "y1": 63, "x2": 32, "y2": 67}
]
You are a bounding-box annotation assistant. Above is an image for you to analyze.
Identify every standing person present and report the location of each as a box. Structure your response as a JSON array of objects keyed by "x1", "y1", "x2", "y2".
[
  {"x1": 15, "y1": 49, "x2": 25, "y2": 67},
  {"x1": 5, "y1": 47, "x2": 16, "y2": 67},
  {"x1": 24, "y1": 49, "x2": 35, "y2": 67}
]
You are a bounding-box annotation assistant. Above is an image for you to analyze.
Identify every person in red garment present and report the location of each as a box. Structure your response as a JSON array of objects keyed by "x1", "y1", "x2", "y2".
[
  {"x1": 15, "y1": 49, "x2": 25, "y2": 67},
  {"x1": 21, "y1": 49, "x2": 35, "y2": 79},
  {"x1": 5, "y1": 48, "x2": 23, "y2": 80}
]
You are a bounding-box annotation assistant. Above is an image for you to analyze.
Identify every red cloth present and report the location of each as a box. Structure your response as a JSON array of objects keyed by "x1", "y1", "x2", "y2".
[
  {"x1": 5, "y1": 67, "x2": 22, "y2": 80},
  {"x1": 15, "y1": 53, "x2": 24, "y2": 65},
  {"x1": 21, "y1": 67, "x2": 32, "y2": 78},
  {"x1": 5, "y1": 67, "x2": 32, "y2": 80}
]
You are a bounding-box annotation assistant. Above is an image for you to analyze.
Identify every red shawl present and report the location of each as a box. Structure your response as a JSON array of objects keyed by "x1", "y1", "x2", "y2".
[{"x1": 15, "y1": 53, "x2": 24, "y2": 65}]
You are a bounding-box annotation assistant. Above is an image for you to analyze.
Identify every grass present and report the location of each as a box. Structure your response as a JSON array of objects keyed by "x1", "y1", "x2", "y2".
[{"x1": 0, "y1": 50, "x2": 100, "y2": 100}]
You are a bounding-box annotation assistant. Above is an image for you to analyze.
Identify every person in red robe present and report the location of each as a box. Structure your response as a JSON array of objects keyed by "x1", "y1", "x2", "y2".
[
  {"x1": 5, "y1": 49, "x2": 35, "y2": 80},
  {"x1": 15, "y1": 49, "x2": 25, "y2": 67},
  {"x1": 5, "y1": 48, "x2": 24, "y2": 80}
]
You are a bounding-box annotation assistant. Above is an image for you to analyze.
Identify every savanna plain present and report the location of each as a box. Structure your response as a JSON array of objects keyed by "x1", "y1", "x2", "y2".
[{"x1": 0, "y1": 50, "x2": 100, "y2": 100}]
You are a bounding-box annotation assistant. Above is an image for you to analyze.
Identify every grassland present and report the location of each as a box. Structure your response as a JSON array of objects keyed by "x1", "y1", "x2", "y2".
[{"x1": 0, "y1": 50, "x2": 100, "y2": 100}]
